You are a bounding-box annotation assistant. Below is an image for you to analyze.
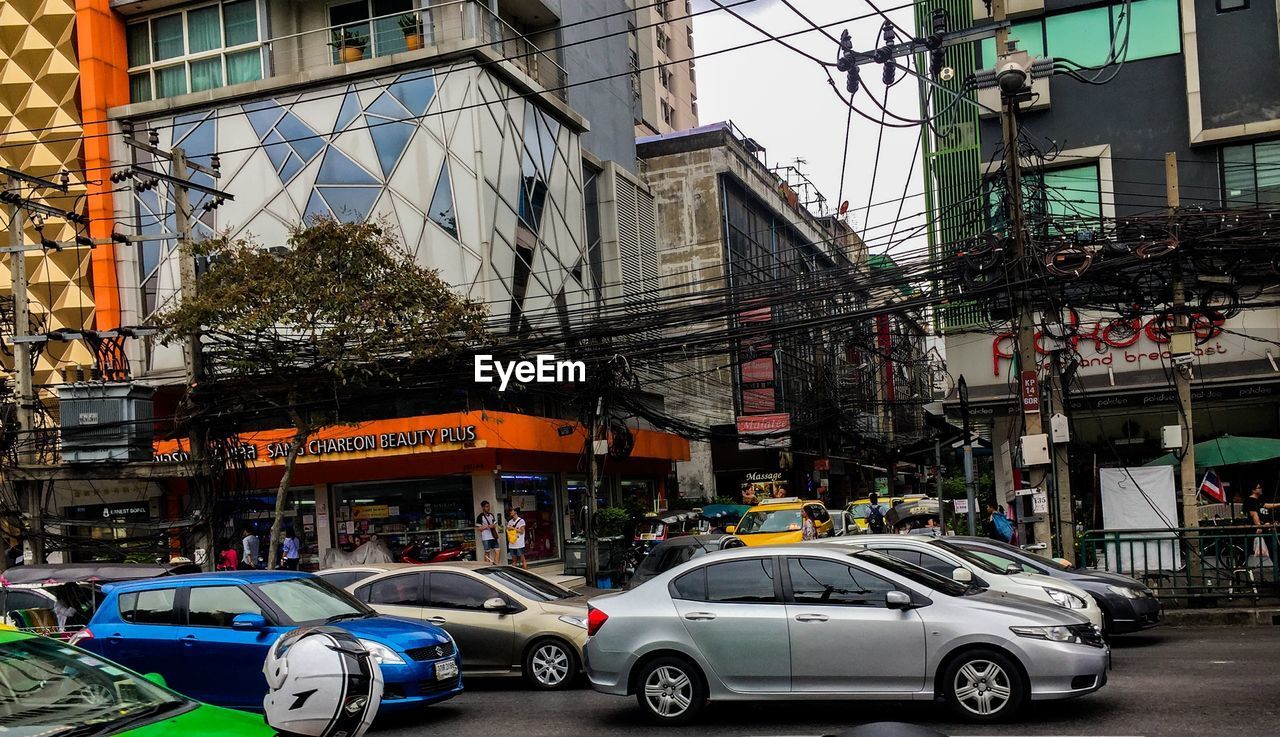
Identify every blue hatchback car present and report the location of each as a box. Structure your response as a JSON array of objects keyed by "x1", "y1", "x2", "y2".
[{"x1": 72, "y1": 570, "x2": 462, "y2": 712}]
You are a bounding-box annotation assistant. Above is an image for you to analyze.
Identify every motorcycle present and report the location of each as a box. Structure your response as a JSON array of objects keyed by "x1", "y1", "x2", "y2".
[{"x1": 398, "y1": 539, "x2": 471, "y2": 564}]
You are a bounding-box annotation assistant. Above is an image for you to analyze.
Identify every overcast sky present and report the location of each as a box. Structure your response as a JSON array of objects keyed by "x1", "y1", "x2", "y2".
[{"x1": 690, "y1": 0, "x2": 926, "y2": 256}]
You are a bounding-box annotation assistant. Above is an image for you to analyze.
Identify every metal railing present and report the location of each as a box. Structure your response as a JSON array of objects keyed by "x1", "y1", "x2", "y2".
[
  {"x1": 262, "y1": 0, "x2": 566, "y2": 99},
  {"x1": 1079, "y1": 524, "x2": 1280, "y2": 603}
]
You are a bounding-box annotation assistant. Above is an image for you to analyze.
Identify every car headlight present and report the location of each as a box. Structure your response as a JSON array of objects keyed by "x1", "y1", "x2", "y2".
[
  {"x1": 1044, "y1": 587, "x2": 1087, "y2": 609},
  {"x1": 1010, "y1": 625, "x2": 1083, "y2": 644},
  {"x1": 357, "y1": 639, "x2": 405, "y2": 665},
  {"x1": 558, "y1": 615, "x2": 587, "y2": 629},
  {"x1": 1106, "y1": 584, "x2": 1145, "y2": 599}
]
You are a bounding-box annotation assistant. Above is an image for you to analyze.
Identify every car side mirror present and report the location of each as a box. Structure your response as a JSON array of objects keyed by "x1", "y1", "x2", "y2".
[
  {"x1": 952, "y1": 567, "x2": 973, "y2": 583},
  {"x1": 725, "y1": 525, "x2": 736, "y2": 534},
  {"x1": 231, "y1": 613, "x2": 267, "y2": 631},
  {"x1": 483, "y1": 597, "x2": 508, "y2": 611},
  {"x1": 1005, "y1": 563, "x2": 1023, "y2": 575},
  {"x1": 142, "y1": 672, "x2": 168, "y2": 688},
  {"x1": 885, "y1": 591, "x2": 913, "y2": 610}
]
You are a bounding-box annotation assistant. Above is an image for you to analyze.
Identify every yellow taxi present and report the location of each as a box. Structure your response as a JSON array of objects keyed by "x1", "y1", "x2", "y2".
[
  {"x1": 727, "y1": 497, "x2": 834, "y2": 546},
  {"x1": 845, "y1": 493, "x2": 926, "y2": 533}
]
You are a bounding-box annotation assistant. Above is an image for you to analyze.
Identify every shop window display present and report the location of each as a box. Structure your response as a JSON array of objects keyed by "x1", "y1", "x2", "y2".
[
  {"x1": 621, "y1": 478, "x2": 660, "y2": 514},
  {"x1": 500, "y1": 474, "x2": 559, "y2": 562},
  {"x1": 334, "y1": 477, "x2": 475, "y2": 559},
  {"x1": 565, "y1": 475, "x2": 612, "y2": 539}
]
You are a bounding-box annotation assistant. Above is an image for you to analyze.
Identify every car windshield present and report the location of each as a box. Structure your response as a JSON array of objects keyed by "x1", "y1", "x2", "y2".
[
  {"x1": 0, "y1": 636, "x2": 186, "y2": 736},
  {"x1": 736, "y1": 509, "x2": 802, "y2": 534},
  {"x1": 256, "y1": 577, "x2": 374, "y2": 624},
  {"x1": 476, "y1": 566, "x2": 576, "y2": 601},
  {"x1": 850, "y1": 503, "x2": 888, "y2": 517},
  {"x1": 930, "y1": 539, "x2": 1007, "y2": 574},
  {"x1": 967, "y1": 541, "x2": 1070, "y2": 572},
  {"x1": 851, "y1": 550, "x2": 970, "y2": 596}
]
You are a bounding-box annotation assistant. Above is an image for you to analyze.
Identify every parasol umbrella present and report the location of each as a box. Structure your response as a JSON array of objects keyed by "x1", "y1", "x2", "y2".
[
  {"x1": 700, "y1": 504, "x2": 749, "y2": 523},
  {"x1": 1145, "y1": 434, "x2": 1280, "y2": 470}
]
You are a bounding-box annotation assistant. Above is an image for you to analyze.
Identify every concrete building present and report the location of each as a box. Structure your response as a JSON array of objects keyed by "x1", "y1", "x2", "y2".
[
  {"x1": 917, "y1": 0, "x2": 1280, "y2": 526},
  {"x1": 10, "y1": 0, "x2": 691, "y2": 567},
  {"x1": 637, "y1": 121, "x2": 876, "y2": 504},
  {"x1": 630, "y1": 0, "x2": 698, "y2": 136}
]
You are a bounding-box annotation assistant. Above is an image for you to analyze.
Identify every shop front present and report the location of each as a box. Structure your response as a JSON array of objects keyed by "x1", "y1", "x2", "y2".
[{"x1": 154, "y1": 411, "x2": 689, "y2": 570}]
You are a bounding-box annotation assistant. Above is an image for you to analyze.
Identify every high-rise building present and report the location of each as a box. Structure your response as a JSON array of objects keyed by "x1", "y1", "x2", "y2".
[
  {"x1": 630, "y1": 0, "x2": 698, "y2": 136},
  {"x1": 10, "y1": 1, "x2": 691, "y2": 567},
  {"x1": 916, "y1": 0, "x2": 1280, "y2": 523}
]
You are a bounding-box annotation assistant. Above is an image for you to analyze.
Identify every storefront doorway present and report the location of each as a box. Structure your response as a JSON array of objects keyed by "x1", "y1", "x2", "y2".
[
  {"x1": 499, "y1": 473, "x2": 560, "y2": 562},
  {"x1": 229, "y1": 487, "x2": 318, "y2": 570},
  {"x1": 565, "y1": 475, "x2": 611, "y2": 540}
]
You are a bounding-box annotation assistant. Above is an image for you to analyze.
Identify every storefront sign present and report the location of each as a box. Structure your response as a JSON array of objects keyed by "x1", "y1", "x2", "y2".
[
  {"x1": 952, "y1": 498, "x2": 969, "y2": 515},
  {"x1": 154, "y1": 411, "x2": 691, "y2": 468},
  {"x1": 737, "y1": 413, "x2": 791, "y2": 450},
  {"x1": 740, "y1": 471, "x2": 787, "y2": 504},
  {"x1": 352, "y1": 505, "x2": 390, "y2": 520}
]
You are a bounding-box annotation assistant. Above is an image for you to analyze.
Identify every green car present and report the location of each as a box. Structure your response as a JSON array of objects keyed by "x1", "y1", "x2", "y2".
[{"x1": 0, "y1": 628, "x2": 272, "y2": 736}]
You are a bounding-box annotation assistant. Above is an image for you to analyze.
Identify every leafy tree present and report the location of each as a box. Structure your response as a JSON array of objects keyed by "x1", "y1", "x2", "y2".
[{"x1": 156, "y1": 219, "x2": 487, "y2": 568}]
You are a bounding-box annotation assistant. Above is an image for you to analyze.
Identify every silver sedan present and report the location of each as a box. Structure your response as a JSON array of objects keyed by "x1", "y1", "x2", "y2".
[{"x1": 585, "y1": 543, "x2": 1108, "y2": 724}]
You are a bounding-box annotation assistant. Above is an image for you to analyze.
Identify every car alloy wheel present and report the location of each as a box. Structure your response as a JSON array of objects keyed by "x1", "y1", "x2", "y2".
[
  {"x1": 953, "y1": 659, "x2": 1013, "y2": 717},
  {"x1": 530, "y1": 642, "x2": 571, "y2": 688},
  {"x1": 644, "y1": 665, "x2": 694, "y2": 718}
]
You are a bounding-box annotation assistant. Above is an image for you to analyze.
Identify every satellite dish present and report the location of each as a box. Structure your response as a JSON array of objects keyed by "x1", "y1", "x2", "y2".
[{"x1": 839, "y1": 200, "x2": 849, "y2": 215}]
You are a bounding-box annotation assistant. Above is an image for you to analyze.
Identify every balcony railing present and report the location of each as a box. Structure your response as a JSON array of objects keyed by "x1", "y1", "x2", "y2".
[{"x1": 262, "y1": 0, "x2": 566, "y2": 100}]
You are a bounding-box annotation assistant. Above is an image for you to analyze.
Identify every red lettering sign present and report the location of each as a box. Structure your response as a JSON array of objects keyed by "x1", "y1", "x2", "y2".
[{"x1": 991, "y1": 315, "x2": 1225, "y2": 375}]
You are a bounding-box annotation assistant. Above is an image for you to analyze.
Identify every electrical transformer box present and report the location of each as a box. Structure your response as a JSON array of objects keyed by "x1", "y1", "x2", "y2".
[{"x1": 58, "y1": 383, "x2": 155, "y2": 463}]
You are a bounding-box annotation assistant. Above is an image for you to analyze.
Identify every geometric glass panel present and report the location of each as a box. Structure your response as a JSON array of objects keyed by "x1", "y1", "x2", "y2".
[
  {"x1": 336, "y1": 91, "x2": 362, "y2": 132},
  {"x1": 276, "y1": 112, "x2": 324, "y2": 162},
  {"x1": 315, "y1": 147, "x2": 378, "y2": 186},
  {"x1": 370, "y1": 118, "x2": 414, "y2": 177},
  {"x1": 316, "y1": 186, "x2": 381, "y2": 223},
  {"x1": 244, "y1": 100, "x2": 285, "y2": 140},
  {"x1": 428, "y1": 160, "x2": 458, "y2": 240},
  {"x1": 367, "y1": 91, "x2": 410, "y2": 120},
  {"x1": 387, "y1": 70, "x2": 436, "y2": 116}
]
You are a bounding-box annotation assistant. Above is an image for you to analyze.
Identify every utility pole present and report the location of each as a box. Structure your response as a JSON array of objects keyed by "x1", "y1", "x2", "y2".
[
  {"x1": 1166, "y1": 152, "x2": 1201, "y2": 583},
  {"x1": 1048, "y1": 349, "x2": 1075, "y2": 563},
  {"x1": 993, "y1": 0, "x2": 1053, "y2": 549},
  {"x1": 585, "y1": 395, "x2": 603, "y2": 587},
  {"x1": 123, "y1": 128, "x2": 231, "y2": 567},
  {"x1": 934, "y1": 437, "x2": 945, "y2": 532},
  {"x1": 958, "y1": 375, "x2": 977, "y2": 536},
  {"x1": 6, "y1": 176, "x2": 39, "y2": 563}
]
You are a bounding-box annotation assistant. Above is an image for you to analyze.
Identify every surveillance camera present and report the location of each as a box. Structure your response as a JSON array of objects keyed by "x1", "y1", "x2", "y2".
[{"x1": 996, "y1": 62, "x2": 1029, "y2": 95}]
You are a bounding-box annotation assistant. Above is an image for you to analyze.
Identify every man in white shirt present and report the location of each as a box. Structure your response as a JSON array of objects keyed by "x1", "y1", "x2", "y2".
[
  {"x1": 475, "y1": 500, "x2": 499, "y2": 563},
  {"x1": 505, "y1": 506, "x2": 527, "y2": 569}
]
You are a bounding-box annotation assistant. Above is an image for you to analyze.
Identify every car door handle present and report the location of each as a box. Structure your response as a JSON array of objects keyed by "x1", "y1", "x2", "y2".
[
  {"x1": 683, "y1": 612, "x2": 716, "y2": 621},
  {"x1": 180, "y1": 634, "x2": 198, "y2": 646},
  {"x1": 794, "y1": 614, "x2": 829, "y2": 623},
  {"x1": 428, "y1": 616, "x2": 447, "y2": 625}
]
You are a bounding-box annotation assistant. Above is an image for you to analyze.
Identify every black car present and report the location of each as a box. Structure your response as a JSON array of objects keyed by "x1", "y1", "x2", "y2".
[
  {"x1": 947, "y1": 536, "x2": 1162, "y2": 634},
  {"x1": 624, "y1": 533, "x2": 745, "y2": 589}
]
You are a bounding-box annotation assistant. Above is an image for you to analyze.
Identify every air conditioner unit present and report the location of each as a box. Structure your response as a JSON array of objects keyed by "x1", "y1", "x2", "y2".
[{"x1": 58, "y1": 383, "x2": 155, "y2": 463}]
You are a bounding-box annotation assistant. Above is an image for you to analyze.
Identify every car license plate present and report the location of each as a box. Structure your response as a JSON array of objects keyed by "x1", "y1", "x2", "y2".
[{"x1": 435, "y1": 659, "x2": 458, "y2": 681}]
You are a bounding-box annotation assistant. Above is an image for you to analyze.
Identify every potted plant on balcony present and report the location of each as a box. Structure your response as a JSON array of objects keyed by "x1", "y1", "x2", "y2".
[
  {"x1": 330, "y1": 28, "x2": 368, "y2": 63},
  {"x1": 398, "y1": 13, "x2": 425, "y2": 51}
]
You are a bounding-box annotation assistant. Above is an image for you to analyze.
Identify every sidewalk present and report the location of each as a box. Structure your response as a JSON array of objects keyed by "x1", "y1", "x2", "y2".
[{"x1": 1160, "y1": 607, "x2": 1280, "y2": 627}]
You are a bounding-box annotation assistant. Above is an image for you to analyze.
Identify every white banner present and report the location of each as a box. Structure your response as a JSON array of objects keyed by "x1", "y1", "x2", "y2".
[{"x1": 1096, "y1": 467, "x2": 1182, "y2": 574}]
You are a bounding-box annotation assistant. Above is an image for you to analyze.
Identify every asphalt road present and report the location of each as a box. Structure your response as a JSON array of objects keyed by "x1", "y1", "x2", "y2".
[{"x1": 373, "y1": 626, "x2": 1279, "y2": 737}]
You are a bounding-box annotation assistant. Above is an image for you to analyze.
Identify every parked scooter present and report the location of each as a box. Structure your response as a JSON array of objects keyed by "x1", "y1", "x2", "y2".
[{"x1": 398, "y1": 540, "x2": 471, "y2": 564}]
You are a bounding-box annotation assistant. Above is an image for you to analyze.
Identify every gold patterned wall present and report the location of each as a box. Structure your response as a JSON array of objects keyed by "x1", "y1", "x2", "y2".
[{"x1": 0, "y1": 0, "x2": 96, "y2": 387}]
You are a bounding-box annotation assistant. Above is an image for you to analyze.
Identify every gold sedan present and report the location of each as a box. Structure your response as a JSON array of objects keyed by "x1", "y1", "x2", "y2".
[{"x1": 335, "y1": 562, "x2": 587, "y2": 689}]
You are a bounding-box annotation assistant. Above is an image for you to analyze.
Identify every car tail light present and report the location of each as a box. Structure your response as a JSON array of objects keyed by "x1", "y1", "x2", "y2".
[
  {"x1": 586, "y1": 606, "x2": 608, "y2": 636},
  {"x1": 68, "y1": 628, "x2": 92, "y2": 646}
]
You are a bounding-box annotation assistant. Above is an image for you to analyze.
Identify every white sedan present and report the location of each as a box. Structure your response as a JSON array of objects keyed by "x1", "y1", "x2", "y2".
[{"x1": 811, "y1": 536, "x2": 1106, "y2": 631}]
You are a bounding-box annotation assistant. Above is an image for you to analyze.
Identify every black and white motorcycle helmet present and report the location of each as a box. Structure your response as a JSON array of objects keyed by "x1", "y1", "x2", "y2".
[{"x1": 263, "y1": 626, "x2": 383, "y2": 737}]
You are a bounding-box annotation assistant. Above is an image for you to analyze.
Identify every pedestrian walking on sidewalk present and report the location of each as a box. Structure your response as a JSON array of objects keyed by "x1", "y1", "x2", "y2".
[{"x1": 281, "y1": 529, "x2": 301, "y2": 570}]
